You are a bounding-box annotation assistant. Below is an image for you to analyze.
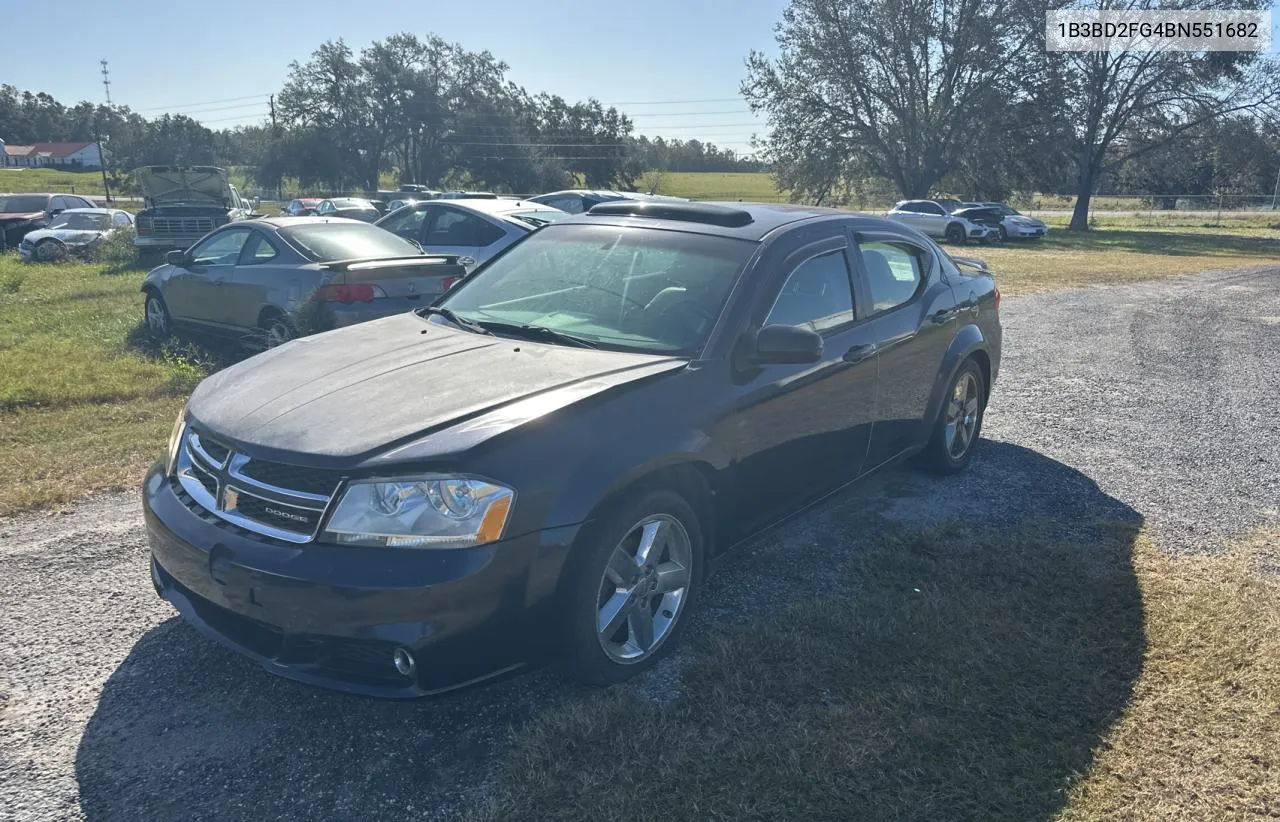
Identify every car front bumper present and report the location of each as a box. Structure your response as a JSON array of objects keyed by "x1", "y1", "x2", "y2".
[
  {"x1": 134, "y1": 235, "x2": 196, "y2": 250},
  {"x1": 322, "y1": 296, "x2": 441, "y2": 329},
  {"x1": 1007, "y1": 224, "x2": 1047, "y2": 238},
  {"x1": 142, "y1": 464, "x2": 581, "y2": 698}
]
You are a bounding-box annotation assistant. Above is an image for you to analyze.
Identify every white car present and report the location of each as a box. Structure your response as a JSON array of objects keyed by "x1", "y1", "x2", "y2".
[
  {"x1": 374, "y1": 198, "x2": 572, "y2": 270},
  {"x1": 18, "y1": 208, "x2": 134, "y2": 262},
  {"x1": 963, "y1": 202, "x2": 1048, "y2": 241},
  {"x1": 885, "y1": 200, "x2": 1000, "y2": 244}
]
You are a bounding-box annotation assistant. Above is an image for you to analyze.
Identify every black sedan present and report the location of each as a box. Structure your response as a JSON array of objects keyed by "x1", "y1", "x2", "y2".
[
  {"x1": 312, "y1": 197, "x2": 381, "y2": 222},
  {"x1": 143, "y1": 201, "x2": 1001, "y2": 697}
]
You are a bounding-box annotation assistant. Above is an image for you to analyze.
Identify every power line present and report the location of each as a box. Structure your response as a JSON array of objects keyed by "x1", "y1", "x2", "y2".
[{"x1": 134, "y1": 93, "x2": 271, "y2": 112}]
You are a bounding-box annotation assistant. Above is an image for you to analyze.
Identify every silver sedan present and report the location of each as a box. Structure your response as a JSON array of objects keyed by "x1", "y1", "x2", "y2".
[
  {"x1": 141, "y1": 217, "x2": 467, "y2": 348},
  {"x1": 375, "y1": 198, "x2": 570, "y2": 270}
]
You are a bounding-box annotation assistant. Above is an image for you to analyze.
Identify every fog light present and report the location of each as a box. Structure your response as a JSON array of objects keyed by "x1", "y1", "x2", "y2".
[{"x1": 393, "y1": 647, "x2": 416, "y2": 677}]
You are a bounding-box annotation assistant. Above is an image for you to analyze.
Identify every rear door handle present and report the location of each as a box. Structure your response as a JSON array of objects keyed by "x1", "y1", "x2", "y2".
[
  {"x1": 843, "y1": 343, "x2": 877, "y2": 364},
  {"x1": 930, "y1": 308, "x2": 956, "y2": 324}
]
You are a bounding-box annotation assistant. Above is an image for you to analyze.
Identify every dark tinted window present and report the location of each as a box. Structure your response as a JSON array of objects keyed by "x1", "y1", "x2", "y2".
[
  {"x1": 281, "y1": 222, "x2": 423, "y2": 262},
  {"x1": 765, "y1": 250, "x2": 855, "y2": 332},
  {"x1": 0, "y1": 195, "x2": 50, "y2": 212},
  {"x1": 425, "y1": 209, "x2": 505, "y2": 246}
]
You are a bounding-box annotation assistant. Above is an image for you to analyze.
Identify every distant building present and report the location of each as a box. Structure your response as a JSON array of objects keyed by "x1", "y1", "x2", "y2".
[{"x1": 0, "y1": 139, "x2": 103, "y2": 169}]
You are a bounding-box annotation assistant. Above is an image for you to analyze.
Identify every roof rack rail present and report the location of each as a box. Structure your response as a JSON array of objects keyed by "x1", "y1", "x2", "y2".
[{"x1": 585, "y1": 201, "x2": 754, "y2": 228}]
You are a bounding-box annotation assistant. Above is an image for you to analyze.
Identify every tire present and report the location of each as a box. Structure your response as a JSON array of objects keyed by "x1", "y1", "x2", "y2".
[
  {"x1": 944, "y1": 223, "x2": 966, "y2": 244},
  {"x1": 260, "y1": 312, "x2": 296, "y2": 349},
  {"x1": 998, "y1": 226, "x2": 1009, "y2": 242},
  {"x1": 561, "y1": 488, "x2": 705, "y2": 686},
  {"x1": 34, "y1": 239, "x2": 66, "y2": 263},
  {"x1": 918, "y1": 358, "x2": 986, "y2": 474},
  {"x1": 143, "y1": 291, "x2": 172, "y2": 339}
]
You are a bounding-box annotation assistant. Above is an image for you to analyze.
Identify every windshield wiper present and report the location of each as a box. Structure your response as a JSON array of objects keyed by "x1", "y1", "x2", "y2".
[
  {"x1": 419, "y1": 306, "x2": 492, "y2": 335},
  {"x1": 474, "y1": 320, "x2": 598, "y2": 349}
]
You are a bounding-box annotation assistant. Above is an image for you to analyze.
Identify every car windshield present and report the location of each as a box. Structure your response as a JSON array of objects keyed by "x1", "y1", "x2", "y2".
[
  {"x1": 505, "y1": 210, "x2": 572, "y2": 229},
  {"x1": 280, "y1": 222, "x2": 424, "y2": 261},
  {"x1": 48, "y1": 212, "x2": 111, "y2": 230},
  {"x1": 436, "y1": 223, "x2": 755, "y2": 354},
  {"x1": 331, "y1": 199, "x2": 371, "y2": 208},
  {"x1": 0, "y1": 195, "x2": 49, "y2": 213}
]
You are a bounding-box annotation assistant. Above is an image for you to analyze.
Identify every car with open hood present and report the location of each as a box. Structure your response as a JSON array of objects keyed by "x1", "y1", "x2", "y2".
[
  {"x1": 0, "y1": 192, "x2": 98, "y2": 250},
  {"x1": 143, "y1": 200, "x2": 1002, "y2": 698},
  {"x1": 885, "y1": 199, "x2": 1000, "y2": 244},
  {"x1": 133, "y1": 166, "x2": 253, "y2": 254},
  {"x1": 962, "y1": 202, "x2": 1048, "y2": 241},
  {"x1": 18, "y1": 207, "x2": 133, "y2": 262}
]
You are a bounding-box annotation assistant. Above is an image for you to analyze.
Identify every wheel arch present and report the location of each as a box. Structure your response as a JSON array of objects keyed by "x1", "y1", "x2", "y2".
[{"x1": 920, "y1": 325, "x2": 991, "y2": 439}]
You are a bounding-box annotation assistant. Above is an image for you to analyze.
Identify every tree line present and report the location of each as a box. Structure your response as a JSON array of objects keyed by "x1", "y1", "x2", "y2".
[
  {"x1": 745, "y1": 0, "x2": 1280, "y2": 228},
  {"x1": 0, "y1": 34, "x2": 761, "y2": 198}
]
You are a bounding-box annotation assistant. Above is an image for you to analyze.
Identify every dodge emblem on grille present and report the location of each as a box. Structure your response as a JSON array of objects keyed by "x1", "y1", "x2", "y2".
[{"x1": 222, "y1": 487, "x2": 239, "y2": 512}]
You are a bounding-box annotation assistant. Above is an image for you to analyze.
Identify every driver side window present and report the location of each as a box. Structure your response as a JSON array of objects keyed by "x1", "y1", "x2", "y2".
[
  {"x1": 190, "y1": 229, "x2": 252, "y2": 266},
  {"x1": 764, "y1": 250, "x2": 855, "y2": 333},
  {"x1": 380, "y1": 206, "x2": 428, "y2": 240}
]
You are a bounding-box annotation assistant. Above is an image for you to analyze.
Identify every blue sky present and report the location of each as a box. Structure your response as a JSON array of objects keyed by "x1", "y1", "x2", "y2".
[{"x1": 0, "y1": 0, "x2": 789, "y2": 155}]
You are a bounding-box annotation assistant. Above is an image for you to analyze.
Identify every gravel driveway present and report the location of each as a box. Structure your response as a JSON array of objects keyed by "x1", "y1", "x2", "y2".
[{"x1": 2, "y1": 264, "x2": 1277, "y2": 822}]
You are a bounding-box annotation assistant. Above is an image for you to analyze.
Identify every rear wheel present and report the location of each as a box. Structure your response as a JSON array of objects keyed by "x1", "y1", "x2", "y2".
[
  {"x1": 918, "y1": 359, "x2": 986, "y2": 474},
  {"x1": 562, "y1": 489, "x2": 703, "y2": 685},
  {"x1": 143, "y1": 292, "x2": 171, "y2": 339},
  {"x1": 260, "y1": 312, "x2": 296, "y2": 349},
  {"x1": 944, "y1": 223, "x2": 966, "y2": 244}
]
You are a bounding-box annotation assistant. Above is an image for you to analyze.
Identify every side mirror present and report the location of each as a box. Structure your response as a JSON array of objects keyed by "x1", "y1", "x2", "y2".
[
  {"x1": 749, "y1": 324, "x2": 824, "y2": 365},
  {"x1": 165, "y1": 250, "x2": 187, "y2": 267}
]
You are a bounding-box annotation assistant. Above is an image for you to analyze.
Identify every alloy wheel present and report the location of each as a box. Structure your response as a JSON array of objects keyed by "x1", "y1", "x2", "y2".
[
  {"x1": 264, "y1": 319, "x2": 294, "y2": 348},
  {"x1": 596, "y1": 514, "x2": 693, "y2": 664},
  {"x1": 145, "y1": 296, "x2": 169, "y2": 336},
  {"x1": 945, "y1": 372, "x2": 980, "y2": 459}
]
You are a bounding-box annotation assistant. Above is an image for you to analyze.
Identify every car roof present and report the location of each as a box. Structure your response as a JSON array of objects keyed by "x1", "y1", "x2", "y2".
[
  {"x1": 251, "y1": 216, "x2": 382, "y2": 229},
  {"x1": 558, "y1": 201, "x2": 889, "y2": 241},
  {"x1": 60, "y1": 208, "x2": 121, "y2": 215},
  {"x1": 416, "y1": 198, "x2": 563, "y2": 216}
]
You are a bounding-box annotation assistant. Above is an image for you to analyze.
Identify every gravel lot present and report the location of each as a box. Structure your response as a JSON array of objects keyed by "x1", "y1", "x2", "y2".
[{"x1": 2, "y1": 264, "x2": 1277, "y2": 822}]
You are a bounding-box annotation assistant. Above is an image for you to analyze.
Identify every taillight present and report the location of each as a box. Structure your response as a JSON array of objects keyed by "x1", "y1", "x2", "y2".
[
  {"x1": 994, "y1": 287, "x2": 1001, "y2": 313},
  {"x1": 314, "y1": 283, "x2": 388, "y2": 303},
  {"x1": 441, "y1": 275, "x2": 461, "y2": 291}
]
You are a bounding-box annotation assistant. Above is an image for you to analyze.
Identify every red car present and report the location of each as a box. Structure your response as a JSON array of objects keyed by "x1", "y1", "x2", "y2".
[{"x1": 280, "y1": 198, "x2": 322, "y2": 217}]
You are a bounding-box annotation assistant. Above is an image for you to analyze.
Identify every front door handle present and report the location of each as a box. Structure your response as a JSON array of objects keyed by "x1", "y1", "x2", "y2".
[{"x1": 843, "y1": 343, "x2": 876, "y2": 364}]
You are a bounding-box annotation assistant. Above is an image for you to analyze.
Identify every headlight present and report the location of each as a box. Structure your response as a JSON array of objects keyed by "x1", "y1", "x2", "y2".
[
  {"x1": 322, "y1": 476, "x2": 514, "y2": 548},
  {"x1": 165, "y1": 406, "x2": 187, "y2": 476}
]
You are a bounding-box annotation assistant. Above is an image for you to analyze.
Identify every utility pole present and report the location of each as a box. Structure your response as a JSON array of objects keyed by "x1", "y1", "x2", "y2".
[
  {"x1": 98, "y1": 60, "x2": 113, "y2": 204},
  {"x1": 1272, "y1": 163, "x2": 1280, "y2": 211}
]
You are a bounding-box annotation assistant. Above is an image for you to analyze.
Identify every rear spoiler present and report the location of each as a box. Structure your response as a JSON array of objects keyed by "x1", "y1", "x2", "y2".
[
  {"x1": 951, "y1": 255, "x2": 992, "y2": 274},
  {"x1": 318, "y1": 255, "x2": 462, "y2": 272}
]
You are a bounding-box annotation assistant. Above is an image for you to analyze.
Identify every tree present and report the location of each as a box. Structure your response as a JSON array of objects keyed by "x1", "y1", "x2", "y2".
[
  {"x1": 1056, "y1": 0, "x2": 1280, "y2": 229},
  {"x1": 744, "y1": 0, "x2": 1042, "y2": 201}
]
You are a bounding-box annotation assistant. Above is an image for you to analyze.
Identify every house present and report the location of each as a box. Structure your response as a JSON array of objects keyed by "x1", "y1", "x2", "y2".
[{"x1": 0, "y1": 139, "x2": 103, "y2": 169}]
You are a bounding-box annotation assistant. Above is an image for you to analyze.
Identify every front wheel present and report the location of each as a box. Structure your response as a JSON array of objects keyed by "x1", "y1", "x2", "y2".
[
  {"x1": 944, "y1": 223, "x2": 966, "y2": 244},
  {"x1": 34, "y1": 239, "x2": 66, "y2": 263},
  {"x1": 562, "y1": 489, "x2": 704, "y2": 685},
  {"x1": 918, "y1": 359, "x2": 986, "y2": 474},
  {"x1": 998, "y1": 225, "x2": 1009, "y2": 242}
]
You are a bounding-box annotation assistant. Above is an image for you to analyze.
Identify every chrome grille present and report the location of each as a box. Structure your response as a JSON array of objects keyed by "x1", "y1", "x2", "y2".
[
  {"x1": 143, "y1": 217, "x2": 215, "y2": 237},
  {"x1": 175, "y1": 426, "x2": 344, "y2": 543}
]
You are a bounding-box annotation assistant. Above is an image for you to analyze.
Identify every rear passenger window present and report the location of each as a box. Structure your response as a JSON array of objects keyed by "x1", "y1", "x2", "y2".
[
  {"x1": 764, "y1": 250, "x2": 855, "y2": 333},
  {"x1": 239, "y1": 233, "x2": 278, "y2": 264},
  {"x1": 426, "y1": 210, "x2": 505, "y2": 247},
  {"x1": 858, "y1": 241, "x2": 926, "y2": 313}
]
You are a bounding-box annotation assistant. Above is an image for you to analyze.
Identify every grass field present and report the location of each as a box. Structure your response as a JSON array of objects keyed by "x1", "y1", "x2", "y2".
[
  {"x1": 478, "y1": 524, "x2": 1280, "y2": 821},
  {"x1": 0, "y1": 167, "x2": 112, "y2": 197}
]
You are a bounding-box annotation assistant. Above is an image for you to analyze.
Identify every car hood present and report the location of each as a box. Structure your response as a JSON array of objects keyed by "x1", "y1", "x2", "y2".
[
  {"x1": 188, "y1": 313, "x2": 687, "y2": 462},
  {"x1": 0, "y1": 211, "x2": 44, "y2": 222},
  {"x1": 136, "y1": 165, "x2": 232, "y2": 206},
  {"x1": 22, "y1": 227, "x2": 106, "y2": 245}
]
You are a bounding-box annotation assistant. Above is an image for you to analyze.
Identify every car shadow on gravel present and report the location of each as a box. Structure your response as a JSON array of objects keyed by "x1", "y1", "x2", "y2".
[{"x1": 73, "y1": 441, "x2": 1145, "y2": 822}]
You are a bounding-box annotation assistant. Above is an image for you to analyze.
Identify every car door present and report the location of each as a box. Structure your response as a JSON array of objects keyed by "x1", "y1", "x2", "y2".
[
  {"x1": 889, "y1": 202, "x2": 920, "y2": 230},
  {"x1": 915, "y1": 202, "x2": 949, "y2": 237},
  {"x1": 175, "y1": 227, "x2": 254, "y2": 325},
  {"x1": 849, "y1": 231, "x2": 961, "y2": 468},
  {"x1": 220, "y1": 230, "x2": 287, "y2": 329},
  {"x1": 419, "y1": 205, "x2": 509, "y2": 267},
  {"x1": 730, "y1": 236, "x2": 880, "y2": 531}
]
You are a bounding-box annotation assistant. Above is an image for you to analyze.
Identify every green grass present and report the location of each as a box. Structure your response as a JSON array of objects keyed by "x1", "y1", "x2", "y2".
[
  {"x1": 478, "y1": 525, "x2": 1280, "y2": 821},
  {"x1": 0, "y1": 167, "x2": 111, "y2": 197},
  {"x1": 0, "y1": 253, "x2": 230, "y2": 514},
  {"x1": 644, "y1": 171, "x2": 790, "y2": 202}
]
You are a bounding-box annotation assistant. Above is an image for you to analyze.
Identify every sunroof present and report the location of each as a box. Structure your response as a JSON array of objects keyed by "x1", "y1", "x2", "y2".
[{"x1": 585, "y1": 201, "x2": 754, "y2": 228}]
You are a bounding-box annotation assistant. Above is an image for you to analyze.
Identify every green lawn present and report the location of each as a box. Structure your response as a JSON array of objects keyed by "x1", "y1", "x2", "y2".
[{"x1": 0, "y1": 167, "x2": 111, "y2": 197}]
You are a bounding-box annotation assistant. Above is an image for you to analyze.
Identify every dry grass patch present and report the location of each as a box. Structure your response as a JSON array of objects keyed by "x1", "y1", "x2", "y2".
[{"x1": 480, "y1": 525, "x2": 1280, "y2": 822}]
